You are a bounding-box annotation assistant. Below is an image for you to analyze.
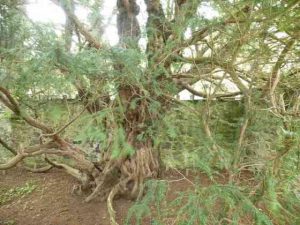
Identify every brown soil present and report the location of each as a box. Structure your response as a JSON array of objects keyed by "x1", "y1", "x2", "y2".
[{"x1": 0, "y1": 168, "x2": 215, "y2": 225}]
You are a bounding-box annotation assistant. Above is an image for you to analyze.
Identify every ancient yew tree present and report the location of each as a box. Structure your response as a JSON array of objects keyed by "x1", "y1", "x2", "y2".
[{"x1": 1, "y1": 0, "x2": 300, "y2": 224}]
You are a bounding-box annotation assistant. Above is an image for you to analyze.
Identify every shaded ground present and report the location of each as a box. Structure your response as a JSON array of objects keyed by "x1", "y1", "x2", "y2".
[{"x1": 0, "y1": 167, "x2": 214, "y2": 225}]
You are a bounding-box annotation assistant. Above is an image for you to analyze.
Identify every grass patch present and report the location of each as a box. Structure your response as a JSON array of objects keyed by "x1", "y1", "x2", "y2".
[
  {"x1": 0, "y1": 181, "x2": 37, "y2": 205},
  {"x1": 0, "y1": 220, "x2": 16, "y2": 225}
]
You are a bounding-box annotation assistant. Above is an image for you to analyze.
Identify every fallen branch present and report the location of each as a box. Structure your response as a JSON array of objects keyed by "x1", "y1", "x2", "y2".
[{"x1": 173, "y1": 168, "x2": 195, "y2": 186}]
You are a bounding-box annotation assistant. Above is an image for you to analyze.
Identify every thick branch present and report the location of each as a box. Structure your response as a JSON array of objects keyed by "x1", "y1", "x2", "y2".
[
  {"x1": 0, "y1": 141, "x2": 73, "y2": 171},
  {"x1": 0, "y1": 86, "x2": 53, "y2": 133},
  {"x1": 47, "y1": 160, "x2": 89, "y2": 184},
  {"x1": 178, "y1": 81, "x2": 241, "y2": 98},
  {"x1": 51, "y1": 0, "x2": 102, "y2": 49},
  {"x1": 41, "y1": 104, "x2": 87, "y2": 138},
  {"x1": 0, "y1": 138, "x2": 55, "y2": 172},
  {"x1": 182, "y1": 57, "x2": 249, "y2": 94},
  {"x1": 0, "y1": 86, "x2": 20, "y2": 112},
  {"x1": 183, "y1": 0, "x2": 298, "y2": 48},
  {"x1": 25, "y1": 165, "x2": 53, "y2": 173},
  {"x1": 0, "y1": 137, "x2": 17, "y2": 155},
  {"x1": 0, "y1": 91, "x2": 19, "y2": 113},
  {"x1": 267, "y1": 39, "x2": 295, "y2": 96},
  {"x1": 0, "y1": 88, "x2": 95, "y2": 173},
  {"x1": 0, "y1": 154, "x2": 25, "y2": 170}
]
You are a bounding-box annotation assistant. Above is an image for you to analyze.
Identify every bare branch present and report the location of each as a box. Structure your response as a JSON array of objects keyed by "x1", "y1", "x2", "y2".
[
  {"x1": 0, "y1": 138, "x2": 55, "y2": 172},
  {"x1": 182, "y1": 57, "x2": 249, "y2": 94},
  {"x1": 0, "y1": 137, "x2": 17, "y2": 155},
  {"x1": 0, "y1": 91, "x2": 19, "y2": 112},
  {"x1": 0, "y1": 86, "x2": 53, "y2": 133},
  {"x1": 24, "y1": 165, "x2": 53, "y2": 173},
  {"x1": 46, "y1": 159, "x2": 89, "y2": 183},
  {"x1": 0, "y1": 86, "x2": 20, "y2": 112},
  {"x1": 269, "y1": 40, "x2": 295, "y2": 94},
  {"x1": 0, "y1": 154, "x2": 25, "y2": 170},
  {"x1": 178, "y1": 81, "x2": 241, "y2": 98},
  {"x1": 264, "y1": 39, "x2": 295, "y2": 110},
  {"x1": 0, "y1": 142, "x2": 64, "y2": 170},
  {"x1": 51, "y1": 0, "x2": 102, "y2": 49},
  {"x1": 40, "y1": 104, "x2": 87, "y2": 138}
]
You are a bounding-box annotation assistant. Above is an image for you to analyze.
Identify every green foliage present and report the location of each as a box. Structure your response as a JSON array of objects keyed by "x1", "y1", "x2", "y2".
[
  {"x1": 0, "y1": 182, "x2": 37, "y2": 205},
  {"x1": 126, "y1": 180, "x2": 168, "y2": 225},
  {"x1": 0, "y1": 1, "x2": 28, "y2": 50},
  {"x1": 0, "y1": 219, "x2": 16, "y2": 225},
  {"x1": 152, "y1": 99, "x2": 300, "y2": 224},
  {"x1": 126, "y1": 180, "x2": 274, "y2": 225},
  {"x1": 73, "y1": 110, "x2": 109, "y2": 147},
  {"x1": 156, "y1": 102, "x2": 244, "y2": 174},
  {"x1": 46, "y1": 104, "x2": 66, "y2": 125},
  {"x1": 0, "y1": 0, "x2": 300, "y2": 224},
  {"x1": 111, "y1": 127, "x2": 135, "y2": 158},
  {"x1": 256, "y1": 172, "x2": 300, "y2": 224}
]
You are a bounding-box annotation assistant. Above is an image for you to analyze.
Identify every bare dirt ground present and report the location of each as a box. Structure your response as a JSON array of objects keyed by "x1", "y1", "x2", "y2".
[{"x1": 0, "y1": 168, "x2": 212, "y2": 225}]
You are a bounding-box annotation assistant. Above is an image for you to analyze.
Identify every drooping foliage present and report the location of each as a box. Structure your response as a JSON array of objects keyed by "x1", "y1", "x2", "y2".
[{"x1": 0, "y1": 0, "x2": 300, "y2": 224}]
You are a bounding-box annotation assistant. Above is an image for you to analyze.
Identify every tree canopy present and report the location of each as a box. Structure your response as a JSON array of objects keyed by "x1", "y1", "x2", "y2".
[{"x1": 0, "y1": 0, "x2": 300, "y2": 224}]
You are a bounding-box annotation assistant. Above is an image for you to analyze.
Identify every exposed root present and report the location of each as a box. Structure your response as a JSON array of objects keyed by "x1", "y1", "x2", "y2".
[
  {"x1": 136, "y1": 181, "x2": 145, "y2": 201},
  {"x1": 107, "y1": 184, "x2": 121, "y2": 225},
  {"x1": 0, "y1": 84, "x2": 161, "y2": 224},
  {"x1": 48, "y1": 160, "x2": 90, "y2": 185},
  {"x1": 71, "y1": 184, "x2": 83, "y2": 196},
  {"x1": 85, "y1": 165, "x2": 119, "y2": 202},
  {"x1": 84, "y1": 147, "x2": 159, "y2": 224},
  {"x1": 24, "y1": 165, "x2": 53, "y2": 173},
  {"x1": 0, "y1": 136, "x2": 160, "y2": 225},
  {"x1": 0, "y1": 154, "x2": 26, "y2": 170},
  {"x1": 85, "y1": 180, "x2": 106, "y2": 202},
  {"x1": 107, "y1": 177, "x2": 131, "y2": 225}
]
